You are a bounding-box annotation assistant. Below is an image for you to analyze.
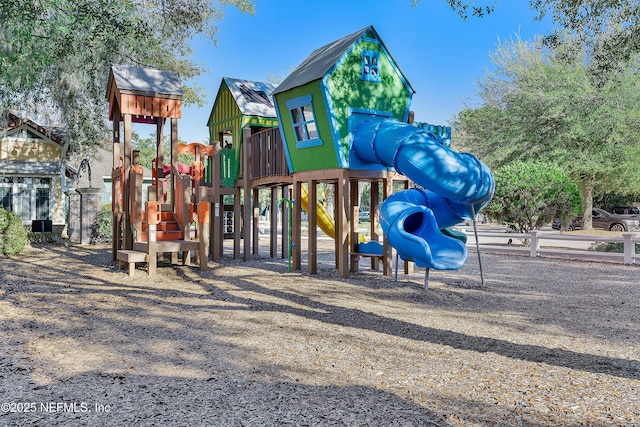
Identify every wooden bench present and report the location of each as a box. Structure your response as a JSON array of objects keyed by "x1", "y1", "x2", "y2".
[
  {"x1": 350, "y1": 251, "x2": 383, "y2": 272},
  {"x1": 117, "y1": 250, "x2": 148, "y2": 276}
]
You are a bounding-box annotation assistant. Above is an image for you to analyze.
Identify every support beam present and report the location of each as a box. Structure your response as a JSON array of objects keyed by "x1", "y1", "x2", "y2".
[
  {"x1": 233, "y1": 187, "x2": 241, "y2": 259},
  {"x1": 270, "y1": 186, "x2": 279, "y2": 258},
  {"x1": 123, "y1": 114, "x2": 133, "y2": 250},
  {"x1": 383, "y1": 175, "x2": 393, "y2": 276},
  {"x1": 308, "y1": 179, "x2": 317, "y2": 274},
  {"x1": 243, "y1": 126, "x2": 252, "y2": 261},
  {"x1": 156, "y1": 118, "x2": 164, "y2": 203},
  {"x1": 282, "y1": 185, "x2": 290, "y2": 260},
  {"x1": 170, "y1": 118, "x2": 178, "y2": 209},
  {"x1": 252, "y1": 188, "x2": 260, "y2": 256},
  {"x1": 292, "y1": 180, "x2": 302, "y2": 271},
  {"x1": 371, "y1": 181, "x2": 380, "y2": 270},
  {"x1": 210, "y1": 141, "x2": 223, "y2": 261},
  {"x1": 111, "y1": 105, "x2": 121, "y2": 262},
  {"x1": 335, "y1": 170, "x2": 349, "y2": 278},
  {"x1": 349, "y1": 179, "x2": 359, "y2": 273}
]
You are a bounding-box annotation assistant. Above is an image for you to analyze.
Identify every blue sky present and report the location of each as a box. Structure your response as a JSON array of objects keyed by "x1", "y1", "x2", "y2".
[{"x1": 155, "y1": 0, "x2": 553, "y2": 143}]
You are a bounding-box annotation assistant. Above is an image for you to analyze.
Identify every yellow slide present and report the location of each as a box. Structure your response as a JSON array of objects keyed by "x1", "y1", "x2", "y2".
[{"x1": 300, "y1": 185, "x2": 366, "y2": 243}]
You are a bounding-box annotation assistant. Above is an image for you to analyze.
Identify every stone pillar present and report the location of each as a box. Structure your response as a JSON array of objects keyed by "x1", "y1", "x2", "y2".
[
  {"x1": 76, "y1": 187, "x2": 104, "y2": 245},
  {"x1": 66, "y1": 189, "x2": 81, "y2": 243}
]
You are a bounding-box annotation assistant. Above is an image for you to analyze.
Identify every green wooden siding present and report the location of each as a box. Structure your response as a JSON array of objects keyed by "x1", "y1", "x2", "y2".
[
  {"x1": 208, "y1": 81, "x2": 243, "y2": 145},
  {"x1": 326, "y1": 38, "x2": 412, "y2": 165},
  {"x1": 274, "y1": 81, "x2": 339, "y2": 172},
  {"x1": 208, "y1": 82, "x2": 278, "y2": 185}
]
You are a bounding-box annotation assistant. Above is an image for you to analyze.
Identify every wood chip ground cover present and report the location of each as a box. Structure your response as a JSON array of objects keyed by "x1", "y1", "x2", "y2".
[{"x1": 0, "y1": 241, "x2": 638, "y2": 426}]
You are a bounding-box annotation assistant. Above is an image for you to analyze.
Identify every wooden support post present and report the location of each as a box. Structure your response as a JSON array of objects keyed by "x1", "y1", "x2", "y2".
[
  {"x1": 270, "y1": 186, "x2": 278, "y2": 258},
  {"x1": 349, "y1": 179, "x2": 359, "y2": 273},
  {"x1": 111, "y1": 105, "x2": 121, "y2": 261},
  {"x1": 156, "y1": 118, "x2": 164, "y2": 202},
  {"x1": 292, "y1": 180, "x2": 302, "y2": 271},
  {"x1": 243, "y1": 127, "x2": 252, "y2": 261},
  {"x1": 333, "y1": 182, "x2": 339, "y2": 269},
  {"x1": 148, "y1": 223, "x2": 157, "y2": 276},
  {"x1": 199, "y1": 220, "x2": 209, "y2": 270},
  {"x1": 252, "y1": 188, "x2": 259, "y2": 256},
  {"x1": 335, "y1": 170, "x2": 349, "y2": 278},
  {"x1": 402, "y1": 179, "x2": 414, "y2": 275},
  {"x1": 210, "y1": 141, "x2": 222, "y2": 261},
  {"x1": 308, "y1": 179, "x2": 317, "y2": 274},
  {"x1": 382, "y1": 175, "x2": 393, "y2": 276},
  {"x1": 170, "y1": 118, "x2": 178, "y2": 208},
  {"x1": 131, "y1": 164, "x2": 143, "y2": 243},
  {"x1": 370, "y1": 181, "x2": 380, "y2": 270},
  {"x1": 233, "y1": 187, "x2": 241, "y2": 259},
  {"x1": 181, "y1": 175, "x2": 191, "y2": 240},
  {"x1": 282, "y1": 185, "x2": 290, "y2": 260},
  {"x1": 123, "y1": 114, "x2": 133, "y2": 250}
]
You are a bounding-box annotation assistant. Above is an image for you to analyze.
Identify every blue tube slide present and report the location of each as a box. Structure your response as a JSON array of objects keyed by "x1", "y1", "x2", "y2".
[{"x1": 352, "y1": 118, "x2": 494, "y2": 270}]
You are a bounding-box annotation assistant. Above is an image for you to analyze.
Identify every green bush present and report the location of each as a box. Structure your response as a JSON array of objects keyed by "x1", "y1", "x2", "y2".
[
  {"x1": 0, "y1": 208, "x2": 29, "y2": 255},
  {"x1": 95, "y1": 204, "x2": 113, "y2": 241},
  {"x1": 28, "y1": 230, "x2": 63, "y2": 244},
  {"x1": 484, "y1": 161, "x2": 582, "y2": 233},
  {"x1": 590, "y1": 242, "x2": 640, "y2": 253}
]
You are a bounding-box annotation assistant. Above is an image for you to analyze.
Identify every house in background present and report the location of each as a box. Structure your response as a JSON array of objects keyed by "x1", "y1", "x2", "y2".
[
  {"x1": 70, "y1": 144, "x2": 152, "y2": 207},
  {"x1": 0, "y1": 112, "x2": 76, "y2": 230}
]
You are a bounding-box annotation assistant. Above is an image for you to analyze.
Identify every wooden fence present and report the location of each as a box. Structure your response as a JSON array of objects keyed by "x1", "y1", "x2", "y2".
[
  {"x1": 249, "y1": 128, "x2": 290, "y2": 180},
  {"x1": 463, "y1": 229, "x2": 640, "y2": 264}
]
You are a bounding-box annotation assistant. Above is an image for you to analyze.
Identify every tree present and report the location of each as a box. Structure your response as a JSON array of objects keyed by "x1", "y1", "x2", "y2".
[
  {"x1": 455, "y1": 33, "x2": 640, "y2": 229},
  {"x1": 0, "y1": 0, "x2": 255, "y2": 152},
  {"x1": 411, "y1": 0, "x2": 495, "y2": 19},
  {"x1": 483, "y1": 161, "x2": 581, "y2": 234},
  {"x1": 131, "y1": 132, "x2": 193, "y2": 170}
]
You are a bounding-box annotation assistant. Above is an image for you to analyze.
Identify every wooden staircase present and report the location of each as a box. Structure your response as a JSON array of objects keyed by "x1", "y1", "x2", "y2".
[
  {"x1": 119, "y1": 205, "x2": 197, "y2": 276},
  {"x1": 140, "y1": 210, "x2": 183, "y2": 242}
]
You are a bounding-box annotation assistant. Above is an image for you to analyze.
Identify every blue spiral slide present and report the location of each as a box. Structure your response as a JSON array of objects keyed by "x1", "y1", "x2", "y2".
[{"x1": 352, "y1": 118, "x2": 495, "y2": 270}]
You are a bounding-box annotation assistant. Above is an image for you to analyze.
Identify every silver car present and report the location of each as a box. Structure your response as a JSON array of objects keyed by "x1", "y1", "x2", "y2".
[{"x1": 563, "y1": 208, "x2": 640, "y2": 232}]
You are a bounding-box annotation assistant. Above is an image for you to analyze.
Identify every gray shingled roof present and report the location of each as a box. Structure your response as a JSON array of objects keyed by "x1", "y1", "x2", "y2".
[
  {"x1": 224, "y1": 77, "x2": 277, "y2": 118},
  {"x1": 272, "y1": 25, "x2": 413, "y2": 95},
  {"x1": 107, "y1": 65, "x2": 183, "y2": 98}
]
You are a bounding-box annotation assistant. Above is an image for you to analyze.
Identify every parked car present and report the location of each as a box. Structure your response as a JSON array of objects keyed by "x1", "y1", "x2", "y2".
[
  {"x1": 601, "y1": 206, "x2": 640, "y2": 215},
  {"x1": 552, "y1": 208, "x2": 640, "y2": 232}
]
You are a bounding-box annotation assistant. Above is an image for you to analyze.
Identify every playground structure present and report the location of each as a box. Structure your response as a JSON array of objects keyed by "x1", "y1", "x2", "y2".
[
  {"x1": 107, "y1": 65, "x2": 212, "y2": 275},
  {"x1": 108, "y1": 25, "x2": 494, "y2": 278}
]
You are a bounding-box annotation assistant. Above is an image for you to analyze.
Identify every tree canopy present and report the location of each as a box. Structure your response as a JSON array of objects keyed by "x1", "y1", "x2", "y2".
[
  {"x1": 455, "y1": 33, "x2": 640, "y2": 228},
  {"x1": 0, "y1": 0, "x2": 254, "y2": 150}
]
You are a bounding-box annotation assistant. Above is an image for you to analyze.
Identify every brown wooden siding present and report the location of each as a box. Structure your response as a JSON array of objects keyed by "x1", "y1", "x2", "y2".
[{"x1": 249, "y1": 128, "x2": 290, "y2": 180}]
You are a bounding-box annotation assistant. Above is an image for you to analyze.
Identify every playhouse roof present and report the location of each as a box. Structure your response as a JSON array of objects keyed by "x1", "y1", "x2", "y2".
[
  {"x1": 224, "y1": 77, "x2": 277, "y2": 118},
  {"x1": 273, "y1": 25, "x2": 414, "y2": 95},
  {"x1": 106, "y1": 65, "x2": 184, "y2": 99}
]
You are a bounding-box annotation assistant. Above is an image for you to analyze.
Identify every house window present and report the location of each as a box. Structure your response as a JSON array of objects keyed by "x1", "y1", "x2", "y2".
[
  {"x1": 362, "y1": 50, "x2": 380, "y2": 83},
  {"x1": 286, "y1": 95, "x2": 321, "y2": 148},
  {"x1": 36, "y1": 186, "x2": 50, "y2": 220},
  {"x1": 0, "y1": 185, "x2": 12, "y2": 212},
  {"x1": 0, "y1": 176, "x2": 52, "y2": 222},
  {"x1": 239, "y1": 84, "x2": 273, "y2": 107}
]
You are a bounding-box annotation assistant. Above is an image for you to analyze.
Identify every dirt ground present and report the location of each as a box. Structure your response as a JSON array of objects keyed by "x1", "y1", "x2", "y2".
[{"x1": 0, "y1": 240, "x2": 638, "y2": 426}]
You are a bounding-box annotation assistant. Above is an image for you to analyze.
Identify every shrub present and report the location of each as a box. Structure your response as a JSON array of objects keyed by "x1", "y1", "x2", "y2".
[
  {"x1": 28, "y1": 230, "x2": 63, "y2": 244},
  {"x1": 0, "y1": 208, "x2": 29, "y2": 255},
  {"x1": 590, "y1": 242, "x2": 640, "y2": 253},
  {"x1": 484, "y1": 161, "x2": 582, "y2": 233},
  {"x1": 94, "y1": 204, "x2": 113, "y2": 242}
]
